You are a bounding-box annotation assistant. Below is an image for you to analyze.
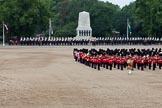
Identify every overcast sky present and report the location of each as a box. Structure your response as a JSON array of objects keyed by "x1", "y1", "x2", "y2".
[{"x1": 100, "y1": 0, "x2": 135, "y2": 8}]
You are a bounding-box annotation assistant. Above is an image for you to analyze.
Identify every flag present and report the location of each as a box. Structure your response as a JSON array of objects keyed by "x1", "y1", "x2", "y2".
[
  {"x1": 127, "y1": 20, "x2": 132, "y2": 34},
  {"x1": 51, "y1": 28, "x2": 53, "y2": 35},
  {"x1": 49, "y1": 18, "x2": 53, "y2": 35},
  {"x1": 4, "y1": 24, "x2": 8, "y2": 31},
  {"x1": 3, "y1": 22, "x2": 9, "y2": 33}
]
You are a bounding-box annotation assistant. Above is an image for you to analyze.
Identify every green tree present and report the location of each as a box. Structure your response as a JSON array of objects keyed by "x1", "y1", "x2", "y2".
[
  {"x1": 50, "y1": 0, "x2": 120, "y2": 37},
  {"x1": 0, "y1": 0, "x2": 51, "y2": 37},
  {"x1": 135, "y1": 0, "x2": 162, "y2": 37}
]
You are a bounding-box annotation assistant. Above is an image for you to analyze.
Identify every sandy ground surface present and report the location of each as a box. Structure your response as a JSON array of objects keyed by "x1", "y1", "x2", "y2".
[{"x1": 0, "y1": 45, "x2": 162, "y2": 108}]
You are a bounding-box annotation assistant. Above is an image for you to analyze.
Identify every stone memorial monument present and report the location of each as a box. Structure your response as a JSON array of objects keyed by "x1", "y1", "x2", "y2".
[{"x1": 75, "y1": 11, "x2": 92, "y2": 39}]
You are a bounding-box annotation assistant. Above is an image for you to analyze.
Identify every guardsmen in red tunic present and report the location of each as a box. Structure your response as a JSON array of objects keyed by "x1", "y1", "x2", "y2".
[
  {"x1": 124, "y1": 57, "x2": 128, "y2": 68},
  {"x1": 105, "y1": 58, "x2": 109, "y2": 69},
  {"x1": 73, "y1": 48, "x2": 162, "y2": 71},
  {"x1": 136, "y1": 57, "x2": 141, "y2": 70},
  {"x1": 148, "y1": 57, "x2": 152, "y2": 70},
  {"x1": 133, "y1": 56, "x2": 138, "y2": 68},
  {"x1": 113, "y1": 56, "x2": 117, "y2": 68},
  {"x1": 108, "y1": 57, "x2": 113, "y2": 70},
  {"x1": 143, "y1": 56, "x2": 148, "y2": 68},
  {"x1": 140, "y1": 57, "x2": 145, "y2": 71},
  {"x1": 117, "y1": 57, "x2": 120, "y2": 69},
  {"x1": 120, "y1": 58, "x2": 125, "y2": 70},
  {"x1": 91, "y1": 56, "x2": 101, "y2": 70},
  {"x1": 100, "y1": 54, "x2": 107, "y2": 68},
  {"x1": 158, "y1": 58, "x2": 162, "y2": 69},
  {"x1": 84, "y1": 54, "x2": 90, "y2": 66},
  {"x1": 91, "y1": 57, "x2": 97, "y2": 69},
  {"x1": 159, "y1": 52, "x2": 162, "y2": 69},
  {"x1": 97, "y1": 56, "x2": 101, "y2": 70},
  {"x1": 152, "y1": 58, "x2": 157, "y2": 70},
  {"x1": 79, "y1": 52, "x2": 84, "y2": 63},
  {"x1": 73, "y1": 49, "x2": 78, "y2": 61},
  {"x1": 104, "y1": 57, "x2": 109, "y2": 69}
]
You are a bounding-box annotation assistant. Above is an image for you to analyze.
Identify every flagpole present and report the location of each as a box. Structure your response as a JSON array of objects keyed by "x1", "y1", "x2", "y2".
[
  {"x1": 2, "y1": 21, "x2": 5, "y2": 47},
  {"x1": 49, "y1": 18, "x2": 51, "y2": 37},
  {"x1": 127, "y1": 18, "x2": 129, "y2": 40}
]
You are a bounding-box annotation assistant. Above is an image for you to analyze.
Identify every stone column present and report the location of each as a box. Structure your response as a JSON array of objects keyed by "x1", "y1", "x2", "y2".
[
  {"x1": 77, "y1": 30, "x2": 79, "y2": 36},
  {"x1": 88, "y1": 30, "x2": 90, "y2": 36},
  {"x1": 90, "y1": 30, "x2": 92, "y2": 36},
  {"x1": 75, "y1": 11, "x2": 93, "y2": 39}
]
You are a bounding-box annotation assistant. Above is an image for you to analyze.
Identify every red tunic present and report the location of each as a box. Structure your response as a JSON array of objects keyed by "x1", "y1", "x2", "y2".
[
  {"x1": 158, "y1": 59, "x2": 162, "y2": 64},
  {"x1": 152, "y1": 59, "x2": 157, "y2": 64},
  {"x1": 108, "y1": 59, "x2": 113, "y2": 65}
]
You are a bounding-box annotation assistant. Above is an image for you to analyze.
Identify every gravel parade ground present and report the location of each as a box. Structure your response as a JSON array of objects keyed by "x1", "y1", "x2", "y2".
[{"x1": 0, "y1": 45, "x2": 162, "y2": 108}]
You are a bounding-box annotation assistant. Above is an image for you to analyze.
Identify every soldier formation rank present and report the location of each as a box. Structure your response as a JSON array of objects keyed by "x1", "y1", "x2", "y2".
[
  {"x1": 7, "y1": 36, "x2": 162, "y2": 46},
  {"x1": 73, "y1": 48, "x2": 162, "y2": 73}
]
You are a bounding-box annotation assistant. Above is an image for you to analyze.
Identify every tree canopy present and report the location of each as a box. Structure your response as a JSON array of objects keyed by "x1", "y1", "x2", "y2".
[
  {"x1": 0, "y1": 0, "x2": 51, "y2": 37},
  {"x1": 0, "y1": 0, "x2": 162, "y2": 38},
  {"x1": 135, "y1": 0, "x2": 162, "y2": 37}
]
